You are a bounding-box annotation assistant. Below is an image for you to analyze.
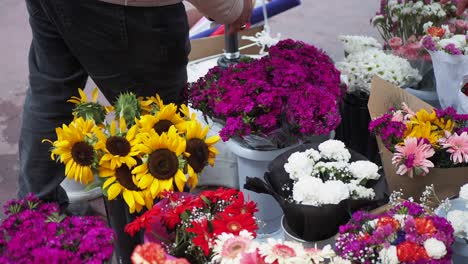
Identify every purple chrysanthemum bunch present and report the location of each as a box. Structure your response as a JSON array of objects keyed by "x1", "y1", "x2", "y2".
[
  {"x1": 0, "y1": 195, "x2": 114, "y2": 264},
  {"x1": 190, "y1": 39, "x2": 345, "y2": 147}
]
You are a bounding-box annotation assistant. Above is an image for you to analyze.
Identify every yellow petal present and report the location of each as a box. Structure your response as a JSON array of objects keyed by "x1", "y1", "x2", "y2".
[
  {"x1": 160, "y1": 179, "x2": 173, "y2": 193},
  {"x1": 119, "y1": 116, "x2": 127, "y2": 133},
  {"x1": 150, "y1": 180, "x2": 159, "y2": 197},
  {"x1": 205, "y1": 135, "x2": 221, "y2": 145},
  {"x1": 110, "y1": 121, "x2": 116, "y2": 136},
  {"x1": 123, "y1": 189, "x2": 135, "y2": 211},
  {"x1": 102, "y1": 177, "x2": 117, "y2": 189},
  {"x1": 174, "y1": 170, "x2": 187, "y2": 192},
  {"x1": 107, "y1": 183, "x2": 122, "y2": 200},
  {"x1": 78, "y1": 88, "x2": 87, "y2": 102},
  {"x1": 91, "y1": 87, "x2": 99, "y2": 102},
  {"x1": 132, "y1": 164, "x2": 148, "y2": 175},
  {"x1": 138, "y1": 174, "x2": 154, "y2": 189},
  {"x1": 133, "y1": 191, "x2": 145, "y2": 205}
]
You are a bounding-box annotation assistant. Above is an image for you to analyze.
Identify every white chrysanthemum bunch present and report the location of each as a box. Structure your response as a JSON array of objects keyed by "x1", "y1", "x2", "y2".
[
  {"x1": 337, "y1": 49, "x2": 422, "y2": 93},
  {"x1": 338, "y1": 35, "x2": 383, "y2": 55},
  {"x1": 284, "y1": 140, "x2": 381, "y2": 206}
]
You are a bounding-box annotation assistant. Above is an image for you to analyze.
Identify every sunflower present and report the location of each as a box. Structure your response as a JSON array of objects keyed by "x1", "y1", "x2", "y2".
[
  {"x1": 136, "y1": 103, "x2": 185, "y2": 135},
  {"x1": 132, "y1": 127, "x2": 187, "y2": 198},
  {"x1": 184, "y1": 120, "x2": 220, "y2": 189},
  {"x1": 48, "y1": 117, "x2": 97, "y2": 184},
  {"x1": 138, "y1": 94, "x2": 165, "y2": 115},
  {"x1": 99, "y1": 162, "x2": 147, "y2": 213},
  {"x1": 94, "y1": 117, "x2": 139, "y2": 170},
  {"x1": 67, "y1": 87, "x2": 111, "y2": 124}
]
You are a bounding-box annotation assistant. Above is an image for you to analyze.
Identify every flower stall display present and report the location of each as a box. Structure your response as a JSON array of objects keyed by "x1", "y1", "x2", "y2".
[
  {"x1": 44, "y1": 88, "x2": 220, "y2": 261},
  {"x1": 0, "y1": 195, "x2": 114, "y2": 263},
  {"x1": 190, "y1": 39, "x2": 344, "y2": 236},
  {"x1": 368, "y1": 77, "x2": 468, "y2": 199},
  {"x1": 337, "y1": 36, "x2": 421, "y2": 94},
  {"x1": 421, "y1": 25, "x2": 468, "y2": 112},
  {"x1": 335, "y1": 199, "x2": 455, "y2": 264},
  {"x1": 435, "y1": 183, "x2": 468, "y2": 262},
  {"x1": 124, "y1": 188, "x2": 258, "y2": 264},
  {"x1": 244, "y1": 140, "x2": 386, "y2": 242}
]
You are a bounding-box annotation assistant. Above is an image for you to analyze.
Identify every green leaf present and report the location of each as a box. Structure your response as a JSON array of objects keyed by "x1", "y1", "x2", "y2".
[
  {"x1": 201, "y1": 195, "x2": 211, "y2": 206},
  {"x1": 180, "y1": 211, "x2": 190, "y2": 221}
]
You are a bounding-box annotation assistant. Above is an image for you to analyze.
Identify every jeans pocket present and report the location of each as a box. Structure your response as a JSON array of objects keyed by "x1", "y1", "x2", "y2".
[{"x1": 54, "y1": 0, "x2": 128, "y2": 51}]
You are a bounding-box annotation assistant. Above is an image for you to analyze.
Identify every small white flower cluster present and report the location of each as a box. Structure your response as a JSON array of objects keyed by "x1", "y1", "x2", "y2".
[
  {"x1": 338, "y1": 35, "x2": 383, "y2": 55},
  {"x1": 337, "y1": 48, "x2": 422, "y2": 93},
  {"x1": 388, "y1": 1, "x2": 447, "y2": 18},
  {"x1": 284, "y1": 140, "x2": 381, "y2": 206}
]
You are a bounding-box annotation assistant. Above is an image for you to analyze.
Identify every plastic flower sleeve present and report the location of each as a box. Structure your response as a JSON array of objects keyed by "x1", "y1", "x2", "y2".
[
  {"x1": 430, "y1": 51, "x2": 468, "y2": 112},
  {"x1": 244, "y1": 143, "x2": 387, "y2": 242}
]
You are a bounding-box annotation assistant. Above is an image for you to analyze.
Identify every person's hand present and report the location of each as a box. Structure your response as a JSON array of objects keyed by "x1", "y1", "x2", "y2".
[
  {"x1": 441, "y1": 0, "x2": 467, "y2": 16},
  {"x1": 229, "y1": 0, "x2": 254, "y2": 34}
]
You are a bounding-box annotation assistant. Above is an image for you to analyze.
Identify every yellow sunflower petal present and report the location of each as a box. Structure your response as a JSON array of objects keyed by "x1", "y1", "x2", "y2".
[
  {"x1": 150, "y1": 180, "x2": 159, "y2": 198},
  {"x1": 132, "y1": 164, "x2": 148, "y2": 175},
  {"x1": 159, "y1": 179, "x2": 173, "y2": 193},
  {"x1": 91, "y1": 87, "x2": 99, "y2": 102},
  {"x1": 174, "y1": 170, "x2": 187, "y2": 192},
  {"x1": 205, "y1": 135, "x2": 221, "y2": 145},
  {"x1": 78, "y1": 88, "x2": 87, "y2": 102},
  {"x1": 102, "y1": 177, "x2": 117, "y2": 189},
  {"x1": 138, "y1": 174, "x2": 154, "y2": 189},
  {"x1": 133, "y1": 191, "x2": 145, "y2": 205},
  {"x1": 119, "y1": 116, "x2": 127, "y2": 133},
  {"x1": 107, "y1": 183, "x2": 123, "y2": 200},
  {"x1": 123, "y1": 189, "x2": 135, "y2": 212},
  {"x1": 110, "y1": 120, "x2": 116, "y2": 136}
]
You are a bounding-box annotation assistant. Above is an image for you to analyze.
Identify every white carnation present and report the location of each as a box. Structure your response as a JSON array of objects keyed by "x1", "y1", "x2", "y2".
[
  {"x1": 439, "y1": 34, "x2": 466, "y2": 49},
  {"x1": 348, "y1": 160, "x2": 380, "y2": 180},
  {"x1": 293, "y1": 178, "x2": 350, "y2": 206},
  {"x1": 379, "y1": 246, "x2": 399, "y2": 264},
  {"x1": 304, "y1": 148, "x2": 321, "y2": 163},
  {"x1": 284, "y1": 151, "x2": 315, "y2": 181},
  {"x1": 459, "y1": 183, "x2": 468, "y2": 201},
  {"x1": 424, "y1": 238, "x2": 447, "y2": 259},
  {"x1": 293, "y1": 177, "x2": 323, "y2": 206},
  {"x1": 393, "y1": 214, "x2": 407, "y2": 228},
  {"x1": 447, "y1": 210, "x2": 467, "y2": 237},
  {"x1": 318, "y1": 140, "x2": 351, "y2": 162}
]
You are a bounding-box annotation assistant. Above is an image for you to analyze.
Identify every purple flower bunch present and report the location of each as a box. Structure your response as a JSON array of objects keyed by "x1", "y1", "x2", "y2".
[
  {"x1": 336, "y1": 201, "x2": 454, "y2": 264},
  {"x1": 190, "y1": 39, "x2": 344, "y2": 146},
  {"x1": 368, "y1": 112, "x2": 407, "y2": 151},
  {"x1": 0, "y1": 195, "x2": 114, "y2": 264}
]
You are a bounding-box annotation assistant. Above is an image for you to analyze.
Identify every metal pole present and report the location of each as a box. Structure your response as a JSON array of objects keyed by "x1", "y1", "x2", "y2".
[{"x1": 217, "y1": 24, "x2": 242, "y2": 68}]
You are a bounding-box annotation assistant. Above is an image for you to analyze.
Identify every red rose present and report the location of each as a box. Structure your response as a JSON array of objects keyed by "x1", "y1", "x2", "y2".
[
  {"x1": 427, "y1": 27, "x2": 445, "y2": 38},
  {"x1": 415, "y1": 217, "x2": 436, "y2": 235}
]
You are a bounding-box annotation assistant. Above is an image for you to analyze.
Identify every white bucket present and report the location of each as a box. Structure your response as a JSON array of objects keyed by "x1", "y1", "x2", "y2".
[{"x1": 60, "y1": 177, "x2": 102, "y2": 203}]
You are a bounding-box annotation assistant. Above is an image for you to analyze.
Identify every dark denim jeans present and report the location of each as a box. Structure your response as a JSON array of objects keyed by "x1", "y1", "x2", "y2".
[{"x1": 19, "y1": 0, "x2": 190, "y2": 207}]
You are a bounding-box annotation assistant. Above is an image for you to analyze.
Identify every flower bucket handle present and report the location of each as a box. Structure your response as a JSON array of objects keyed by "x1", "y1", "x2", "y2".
[{"x1": 244, "y1": 174, "x2": 282, "y2": 203}]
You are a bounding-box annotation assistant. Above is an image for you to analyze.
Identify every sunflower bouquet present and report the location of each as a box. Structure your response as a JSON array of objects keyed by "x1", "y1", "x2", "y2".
[
  {"x1": 369, "y1": 103, "x2": 468, "y2": 177},
  {"x1": 45, "y1": 88, "x2": 220, "y2": 213}
]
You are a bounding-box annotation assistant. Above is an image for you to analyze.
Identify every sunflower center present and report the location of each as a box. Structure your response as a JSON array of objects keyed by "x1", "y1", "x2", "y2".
[
  {"x1": 153, "y1": 120, "x2": 174, "y2": 135},
  {"x1": 71, "y1": 141, "x2": 94, "y2": 166},
  {"x1": 106, "y1": 136, "x2": 131, "y2": 156},
  {"x1": 148, "y1": 149, "x2": 179, "y2": 180},
  {"x1": 115, "y1": 165, "x2": 139, "y2": 191},
  {"x1": 186, "y1": 138, "x2": 209, "y2": 173}
]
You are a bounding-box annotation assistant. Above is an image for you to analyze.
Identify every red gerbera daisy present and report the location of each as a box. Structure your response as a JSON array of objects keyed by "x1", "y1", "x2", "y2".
[
  {"x1": 212, "y1": 212, "x2": 258, "y2": 237},
  {"x1": 224, "y1": 192, "x2": 258, "y2": 216},
  {"x1": 186, "y1": 218, "x2": 212, "y2": 256},
  {"x1": 200, "y1": 188, "x2": 239, "y2": 203},
  {"x1": 125, "y1": 206, "x2": 161, "y2": 236}
]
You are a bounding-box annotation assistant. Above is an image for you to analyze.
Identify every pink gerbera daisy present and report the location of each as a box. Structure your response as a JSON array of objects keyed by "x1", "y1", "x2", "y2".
[
  {"x1": 440, "y1": 131, "x2": 468, "y2": 164},
  {"x1": 258, "y1": 239, "x2": 306, "y2": 264},
  {"x1": 212, "y1": 230, "x2": 256, "y2": 264},
  {"x1": 392, "y1": 137, "x2": 435, "y2": 178}
]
